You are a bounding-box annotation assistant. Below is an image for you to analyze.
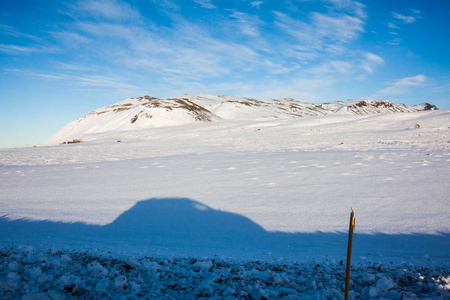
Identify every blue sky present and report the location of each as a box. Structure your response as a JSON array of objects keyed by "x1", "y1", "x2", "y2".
[{"x1": 1, "y1": 0, "x2": 449, "y2": 148}]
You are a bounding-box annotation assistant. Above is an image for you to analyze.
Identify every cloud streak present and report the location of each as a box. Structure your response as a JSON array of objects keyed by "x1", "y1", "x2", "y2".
[
  {"x1": 229, "y1": 10, "x2": 262, "y2": 37},
  {"x1": 0, "y1": 44, "x2": 37, "y2": 54},
  {"x1": 194, "y1": 0, "x2": 216, "y2": 9},
  {"x1": 72, "y1": 0, "x2": 141, "y2": 20},
  {"x1": 0, "y1": 44, "x2": 55, "y2": 55},
  {"x1": 392, "y1": 12, "x2": 416, "y2": 24},
  {"x1": 274, "y1": 10, "x2": 365, "y2": 56},
  {"x1": 377, "y1": 75, "x2": 426, "y2": 95},
  {"x1": 250, "y1": 1, "x2": 263, "y2": 8},
  {"x1": 360, "y1": 52, "x2": 385, "y2": 74}
]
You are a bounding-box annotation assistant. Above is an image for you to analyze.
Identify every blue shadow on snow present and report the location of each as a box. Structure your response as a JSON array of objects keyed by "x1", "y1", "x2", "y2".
[{"x1": 1, "y1": 198, "x2": 449, "y2": 264}]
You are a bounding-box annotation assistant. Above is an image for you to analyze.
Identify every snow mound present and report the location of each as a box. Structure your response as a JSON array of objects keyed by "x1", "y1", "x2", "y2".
[{"x1": 40, "y1": 93, "x2": 437, "y2": 145}]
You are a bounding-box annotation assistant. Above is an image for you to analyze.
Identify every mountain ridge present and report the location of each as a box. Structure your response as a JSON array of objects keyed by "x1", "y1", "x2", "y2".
[{"x1": 41, "y1": 93, "x2": 437, "y2": 145}]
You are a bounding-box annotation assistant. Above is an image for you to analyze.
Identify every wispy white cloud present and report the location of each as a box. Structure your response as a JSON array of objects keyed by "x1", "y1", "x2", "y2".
[
  {"x1": 360, "y1": 52, "x2": 384, "y2": 74},
  {"x1": 307, "y1": 60, "x2": 353, "y2": 75},
  {"x1": 253, "y1": 77, "x2": 338, "y2": 101},
  {"x1": 149, "y1": 0, "x2": 181, "y2": 11},
  {"x1": 4, "y1": 67, "x2": 140, "y2": 95},
  {"x1": 229, "y1": 10, "x2": 262, "y2": 37},
  {"x1": 51, "y1": 31, "x2": 91, "y2": 45},
  {"x1": 65, "y1": 16, "x2": 260, "y2": 81},
  {"x1": 377, "y1": 75, "x2": 426, "y2": 95},
  {"x1": 430, "y1": 81, "x2": 450, "y2": 93},
  {"x1": 0, "y1": 44, "x2": 55, "y2": 55},
  {"x1": 386, "y1": 38, "x2": 401, "y2": 46},
  {"x1": 4, "y1": 68, "x2": 64, "y2": 80},
  {"x1": 0, "y1": 24, "x2": 40, "y2": 40},
  {"x1": 304, "y1": 52, "x2": 383, "y2": 78},
  {"x1": 274, "y1": 8, "x2": 365, "y2": 57},
  {"x1": 250, "y1": 1, "x2": 263, "y2": 8},
  {"x1": 31, "y1": 73, "x2": 64, "y2": 80},
  {"x1": 364, "y1": 52, "x2": 384, "y2": 64},
  {"x1": 56, "y1": 62, "x2": 94, "y2": 71},
  {"x1": 263, "y1": 59, "x2": 301, "y2": 74},
  {"x1": 0, "y1": 44, "x2": 36, "y2": 54},
  {"x1": 194, "y1": 0, "x2": 216, "y2": 9},
  {"x1": 73, "y1": 75, "x2": 139, "y2": 90},
  {"x1": 73, "y1": 0, "x2": 140, "y2": 21},
  {"x1": 313, "y1": 13, "x2": 365, "y2": 41},
  {"x1": 325, "y1": 0, "x2": 367, "y2": 19},
  {"x1": 386, "y1": 9, "x2": 420, "y2": 46},
  {"x1": 387, "y1": 22, "x2": 399, "y2": 29},
  {"x1": 392, "y1": 12, "x2": 416, "y2": 24}
]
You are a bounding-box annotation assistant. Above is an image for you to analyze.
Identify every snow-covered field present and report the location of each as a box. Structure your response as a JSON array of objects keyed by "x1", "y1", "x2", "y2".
[{"x1": 1, "y1": 105, "x2": 449, "y2": 298}]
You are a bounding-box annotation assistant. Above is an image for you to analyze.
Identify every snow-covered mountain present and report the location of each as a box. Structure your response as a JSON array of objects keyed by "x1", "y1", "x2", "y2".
[
  {"x1": 320, "y1": 99, "x2": 437, "y2": 115},
  {"x1": 41, "y1": 93, "x2": 437, "y2": 145}
]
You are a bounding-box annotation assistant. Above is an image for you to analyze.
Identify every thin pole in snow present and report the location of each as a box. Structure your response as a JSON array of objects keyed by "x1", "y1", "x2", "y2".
[{"x1": 345, "y1": 207, "x2": 355, "y2": 300}]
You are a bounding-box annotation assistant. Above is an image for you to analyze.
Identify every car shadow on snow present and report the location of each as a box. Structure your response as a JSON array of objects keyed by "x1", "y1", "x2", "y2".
[{"x1": 1, "y1": 198, "x2": 449, "y2": 264}]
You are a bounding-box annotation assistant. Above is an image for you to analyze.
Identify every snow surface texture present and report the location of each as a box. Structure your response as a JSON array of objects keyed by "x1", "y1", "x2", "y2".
[
  {"x1": 0, "y1": 94, "x2": 449, "y2": 298},
  {"x1": 1, "y1": 247, "x2": 449, "y2": 299}
]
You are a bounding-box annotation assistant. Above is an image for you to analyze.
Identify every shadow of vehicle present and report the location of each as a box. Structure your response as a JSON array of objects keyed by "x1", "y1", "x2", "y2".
[{"x1": 1, "y1": 198, "x2": 449, "y2": 264}]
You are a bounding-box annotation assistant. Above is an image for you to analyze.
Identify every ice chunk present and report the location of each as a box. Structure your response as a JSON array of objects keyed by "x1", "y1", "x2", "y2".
[
  {"x1": 114, "y1": 275, "x2": 128, "y2": 290},
  {"x1": 87, "y1": 261, "x2": 109, "y2": 278},
  {"x1": 94, "y1": 278, "x2": 111, "y2": 294},
  {"x1": 195, "y1": 260, "x2": 213, "y2": 270},
  {"x1": 27, "y1": 267, "x2": 43, "y2": 279},
  {"x1": 7, "y1": 272, "x2": 21, "y2": 281}
]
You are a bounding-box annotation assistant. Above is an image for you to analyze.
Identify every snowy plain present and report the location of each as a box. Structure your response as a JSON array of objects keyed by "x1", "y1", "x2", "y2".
[{"x1": 0, "y1": 101, "x2": 449, "y2": 298}]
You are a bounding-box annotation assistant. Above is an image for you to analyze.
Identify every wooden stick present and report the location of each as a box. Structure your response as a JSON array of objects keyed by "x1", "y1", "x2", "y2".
[{"x1": 345, "y1": 207, "x2": 355, "y2": 300}]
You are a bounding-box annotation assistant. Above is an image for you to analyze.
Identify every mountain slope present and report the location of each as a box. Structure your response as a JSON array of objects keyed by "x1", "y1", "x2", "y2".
[
  {"x1": 320, "y1": 99, "x2": 436, "y2": 115},
  {"x1": 41, "y1": 93, "x2": 437, "y2": 145}
]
